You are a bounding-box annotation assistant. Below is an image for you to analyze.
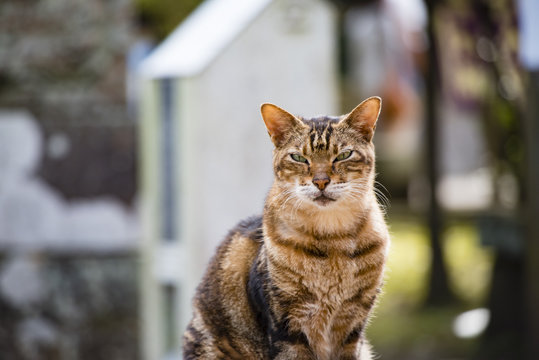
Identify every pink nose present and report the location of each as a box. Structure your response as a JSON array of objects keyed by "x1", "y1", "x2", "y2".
[{"x1": 312, "y1": 176, "x2": 330, "y2": 190}]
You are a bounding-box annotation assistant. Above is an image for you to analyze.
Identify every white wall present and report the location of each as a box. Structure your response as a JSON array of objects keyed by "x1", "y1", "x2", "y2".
[{"x1": 181, "y1": 0, "x2": 338, "y2": 266}]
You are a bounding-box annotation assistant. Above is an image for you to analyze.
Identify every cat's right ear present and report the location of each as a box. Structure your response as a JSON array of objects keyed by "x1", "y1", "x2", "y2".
[
  {"x1": 261, "y1": 103, "x2": 303, "y2": 147},
  {"x1": 341, "y1": 96, "x2": 382, "y2": 142}
]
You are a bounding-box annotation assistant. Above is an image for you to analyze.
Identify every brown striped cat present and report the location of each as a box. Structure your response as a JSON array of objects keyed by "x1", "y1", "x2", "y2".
[{"x1": 183, "y1": 97, "x2": 389, "y2": 360}]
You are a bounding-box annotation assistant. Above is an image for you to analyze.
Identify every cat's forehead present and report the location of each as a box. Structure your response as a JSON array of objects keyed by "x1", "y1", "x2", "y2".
[
  {"x1": 295, "y1": 115, "x2": 343, "y2": 152},
  {"x1": 299, "y1": 115, "x2": 341, "y2": 127}
]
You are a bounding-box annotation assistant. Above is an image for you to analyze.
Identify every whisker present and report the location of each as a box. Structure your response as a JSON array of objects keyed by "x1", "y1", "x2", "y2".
[{"x1": 373, "y1": 182, "x2": 391, "y2": 210}]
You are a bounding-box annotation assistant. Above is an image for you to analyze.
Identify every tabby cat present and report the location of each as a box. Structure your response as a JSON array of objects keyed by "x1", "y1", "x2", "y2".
[{"x1": 183, "y1": 97, "x2": 390, "y2": 360}]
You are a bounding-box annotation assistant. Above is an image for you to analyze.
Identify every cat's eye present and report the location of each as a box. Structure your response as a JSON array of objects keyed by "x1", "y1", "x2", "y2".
[
  {"x1": 335, "y1": 150, "x2": 353, "y2": 161},
  {"x1": 291, "y1": 153, "x2": 308, "y2": 163}
]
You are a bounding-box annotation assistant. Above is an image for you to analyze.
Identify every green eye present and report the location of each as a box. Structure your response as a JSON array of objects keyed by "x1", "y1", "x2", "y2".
[
  {"x1": 291, "y1": 153, "x2": 308, "y2": 163},
  {"x1": 335, "y1": 150, "x2": 352, "y2": 161}
]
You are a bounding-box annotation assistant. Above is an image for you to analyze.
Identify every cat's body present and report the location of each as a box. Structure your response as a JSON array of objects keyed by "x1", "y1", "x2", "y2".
[{"x1": 183, "y1": 97, "x2": 389, "y2": 360}]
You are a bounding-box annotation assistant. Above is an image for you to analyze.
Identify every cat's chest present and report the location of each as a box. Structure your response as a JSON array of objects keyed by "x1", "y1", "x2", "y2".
[
  {"x1": 265, "y1": 230, "x2": 386, "y2": 359},
  {"x1": 272, "y1": 252, "x2": 380, "y2": 359},
  {"x1": 266, "y1": 223, "x2": 387, "y2": 302},
  {"x1": 298, "y1": 255, "x2": 362, "y2": 298},
  {"x1": 269, "y1": 243, "x2": 373, "y2": 302}
]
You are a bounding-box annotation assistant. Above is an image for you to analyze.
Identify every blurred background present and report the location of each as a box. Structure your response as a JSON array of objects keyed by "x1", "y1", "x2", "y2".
[{"x1": 0, "y1": 0, "x2": 538, "y2": 359}]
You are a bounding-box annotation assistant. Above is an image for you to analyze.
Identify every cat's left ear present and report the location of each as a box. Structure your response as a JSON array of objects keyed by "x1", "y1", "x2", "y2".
[
  {"x1": 261, "y1": 103, "x2": 304, "y2": 147},
  {"x1": 341, "y1": 96, "x2": 382, "y2": 142}
]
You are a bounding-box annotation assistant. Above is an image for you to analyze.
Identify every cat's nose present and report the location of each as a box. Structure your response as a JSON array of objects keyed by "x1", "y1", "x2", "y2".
[{"x1": 312, "y1": 175, "x2": 330, "y2": 190}]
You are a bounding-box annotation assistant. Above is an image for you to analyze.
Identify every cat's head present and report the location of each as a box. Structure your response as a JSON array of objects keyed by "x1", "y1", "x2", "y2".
[{"x1": 261, "y1": 97, "x2": 381, "y2": 210}]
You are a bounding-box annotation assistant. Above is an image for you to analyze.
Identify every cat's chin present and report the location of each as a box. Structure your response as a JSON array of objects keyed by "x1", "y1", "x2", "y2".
[{"x1": 312, "y1": 194, "x2": 336, "y2": 206}]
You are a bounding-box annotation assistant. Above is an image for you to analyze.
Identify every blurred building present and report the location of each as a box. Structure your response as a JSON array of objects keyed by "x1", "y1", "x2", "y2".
[{"x1": 137, "y1": 0, "x2": 338, "y2": 358}]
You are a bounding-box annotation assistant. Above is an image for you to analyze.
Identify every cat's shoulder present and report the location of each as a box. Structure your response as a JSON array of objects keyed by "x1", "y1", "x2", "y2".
[
  {"x1": 203, "y1": 216, "x2": 263, "y2": 278},
  {"x1": 197, "y1": 216, "x2": 263, "y2": 299},
  {"x1": 230, "y1": 215, "x2": 264, "y2": 244},
  {"x1": 209, "y1": 216, "x2": 263, "y2": 271}
]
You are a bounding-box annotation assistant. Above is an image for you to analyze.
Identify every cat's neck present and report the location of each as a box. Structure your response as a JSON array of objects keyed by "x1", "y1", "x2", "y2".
[{"x1": 264, "y1": 182, "x2": 376, "y2": 241}]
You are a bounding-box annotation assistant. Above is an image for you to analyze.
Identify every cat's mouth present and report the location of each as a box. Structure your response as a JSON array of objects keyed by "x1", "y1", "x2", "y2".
[{"x1": 313, "y1": 194, "x2": 336, "y2": 206}]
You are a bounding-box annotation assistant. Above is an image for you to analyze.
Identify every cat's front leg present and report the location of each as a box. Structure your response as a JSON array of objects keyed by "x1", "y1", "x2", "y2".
[
  {"x1": 272, "y1": 342, "x2": 316, "y2": 360},
  {"x1": 337, "y1": 338, "x2": 373, "y2": 360}
]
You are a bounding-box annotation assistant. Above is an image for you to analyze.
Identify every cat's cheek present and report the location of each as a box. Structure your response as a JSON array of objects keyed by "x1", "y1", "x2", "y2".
[
  {"x1": 276, "y1": 169, "x2": 298, "y2": 182},
  {"x1": 296, "y1": 186, "x2": 321, "y2": 203},
  {"x1": 299, "y1": 177, "x2": 313, "y2": 187},
  {"x1": 324, "y1": 189, "x2": 342, "y2": 201},
  {"x1": 295, "y1": 186, "x2": 311, "y2": 199},
  {"x1": 332, "y1": 174, "x2": 349, "y2": 184},
  {"x1": 332, "y1": 165, "x2": 349, "y2": 178}
]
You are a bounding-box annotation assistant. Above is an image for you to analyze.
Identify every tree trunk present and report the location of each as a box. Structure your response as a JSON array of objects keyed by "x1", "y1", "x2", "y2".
[
  {"x1": 524, "y1": 70, "x2": 539, "y2": 360},
  {"x1": 423, "y1": 0, "x2": 457, "y2": 306}
]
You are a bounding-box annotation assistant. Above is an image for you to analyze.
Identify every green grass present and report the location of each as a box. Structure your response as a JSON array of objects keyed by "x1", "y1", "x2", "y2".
[
  {"x1": 367, "y1": 218, "x2": 494, "y2": 359},
  {"x1": 444, "y1": 224, "x2": 493, "y2": 306}
]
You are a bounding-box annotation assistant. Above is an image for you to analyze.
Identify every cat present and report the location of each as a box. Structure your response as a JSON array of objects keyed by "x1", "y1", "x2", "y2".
[{"x1": 183, "y1": 97, "x2": 390, "y2": 360}]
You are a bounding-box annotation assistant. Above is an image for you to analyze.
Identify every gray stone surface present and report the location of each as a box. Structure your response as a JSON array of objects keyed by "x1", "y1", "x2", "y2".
[
  {"x1": 0, "y1": 0, "x2": 137, "y2": 204},
  {"x1": 0, "y1": 253, "x2": 139, "y2": 360},
  {"x1": 0, "y1": 111, "x2": 138, "y2": 252},
  {"x1": 0, "y1": 1, "x2": 141, "y2": 358}
]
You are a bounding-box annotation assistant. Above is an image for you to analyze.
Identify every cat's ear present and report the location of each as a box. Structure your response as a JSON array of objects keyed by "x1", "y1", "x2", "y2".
[
  {"x1": 261, "y1": 103, "x2": 304, "y2": 146},
  {"x1": 341, "y1": 96, "x2": 382, "y2": 142}
]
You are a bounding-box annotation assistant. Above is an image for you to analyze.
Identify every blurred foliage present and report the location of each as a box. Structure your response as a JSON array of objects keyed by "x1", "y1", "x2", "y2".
[
  {"x1": 383, "y1": 220, "x2": 431, "y2": 310},
  {"x1": 368, "y1": 218, "x2": 493, "y2": 359},
  {"x1": 135, "y1": 0, "x2": 204, "y2": 40},
  {"x1": 369, "y1": 307, "x2": 477, "y2": 360},
  {"x1": 444, "y1": 223, "x2": 493, "y2": 305},
  {"x1": 135, "y1": 0, "x2": 382, "y2": 40},
  {"x1": 434, "y1": 0, "x2": 525, "y2": 207},
  {"x1": 330, "y1": 0, "x2": 379, "y2": 10},
  {"x1": 381, "y1": 218, "x2": 493, "y2": 311}
]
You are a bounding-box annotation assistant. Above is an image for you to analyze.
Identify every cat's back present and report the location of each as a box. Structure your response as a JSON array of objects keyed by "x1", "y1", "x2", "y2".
[{"x1": 183, "y1": 216, "x2": 266, "y2": 359}]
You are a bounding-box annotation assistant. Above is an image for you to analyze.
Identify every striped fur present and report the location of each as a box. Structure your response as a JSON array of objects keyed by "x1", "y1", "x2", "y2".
[{"x1": 183, "y1": 97, "x2": 389, "y2": 359}]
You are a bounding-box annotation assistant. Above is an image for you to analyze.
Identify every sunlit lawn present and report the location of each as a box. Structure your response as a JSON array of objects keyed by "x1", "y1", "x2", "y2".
[{"x1": 368, "y1": 216, "x2": 494, "y2": 360}]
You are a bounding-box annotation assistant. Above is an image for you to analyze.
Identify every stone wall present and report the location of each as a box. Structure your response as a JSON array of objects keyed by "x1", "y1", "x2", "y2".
[
  {"x1": 0, "y1": 0, "x2": 136, "y2": 203},
  {"x1": 0, "y1": 1, "x2": 141, "y2": 358},
  {"x1": 0, "y1": 254, "x2": 138, "y2": 360}
]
